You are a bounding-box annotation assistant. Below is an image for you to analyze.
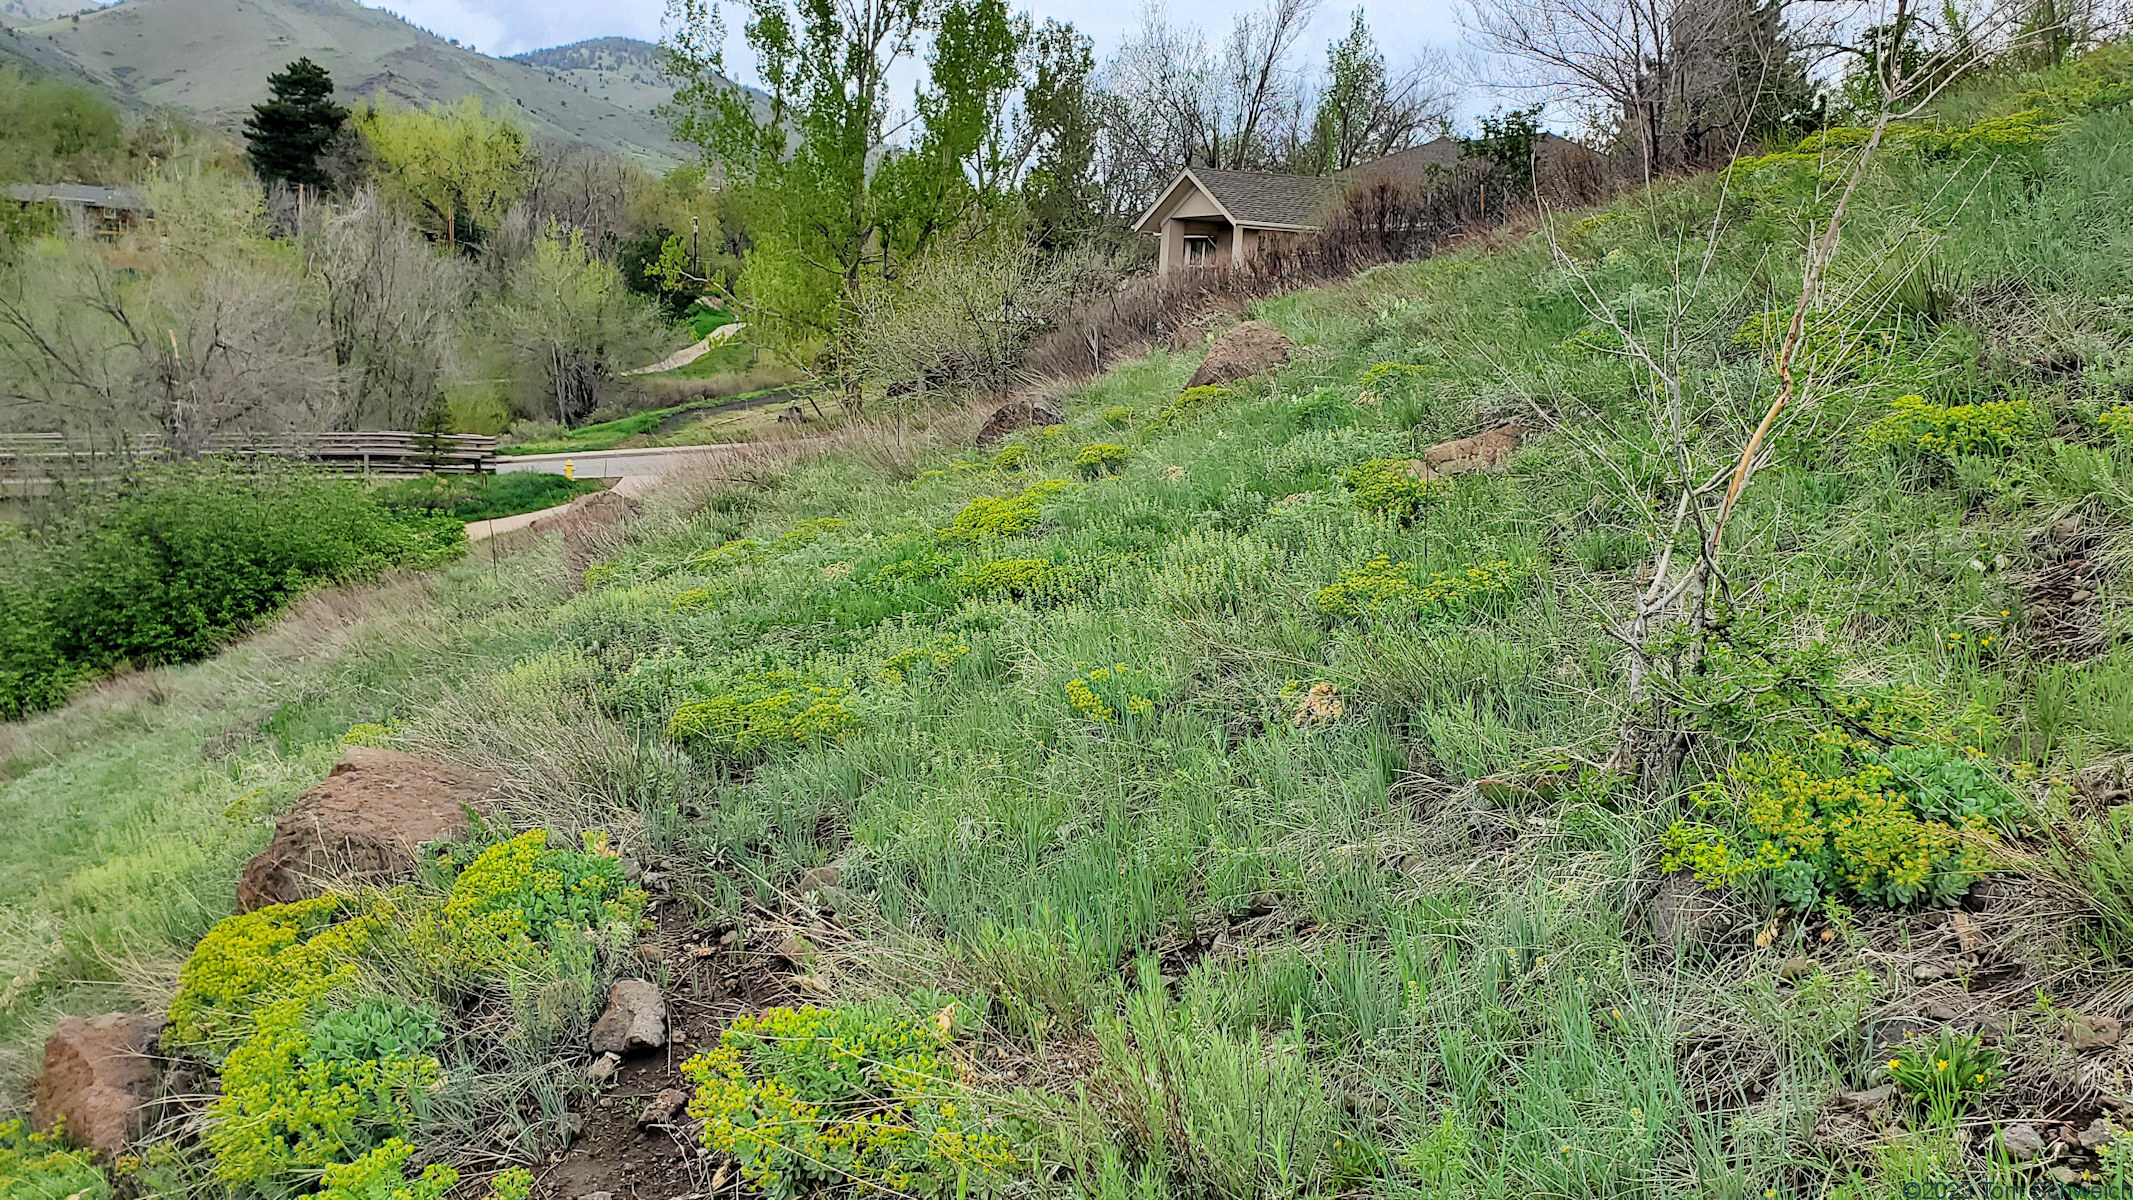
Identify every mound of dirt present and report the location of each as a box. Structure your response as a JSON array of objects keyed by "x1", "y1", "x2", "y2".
[
  {"x1": 1183, "y1": 321, "x2": 1292, "y2": 390},
  {"x1": 974, "y1": 397, "x2": 1063, "y2": 447},
  {"x1": 33, "y1": 1013, "x2": 163, "y2": 1157},
  {"x1": 235, "y1": 747, "x2": 493, "y2": 912},
  {"x1": 1408, "y1": 423, "x2": 1527, "y2": 480}
]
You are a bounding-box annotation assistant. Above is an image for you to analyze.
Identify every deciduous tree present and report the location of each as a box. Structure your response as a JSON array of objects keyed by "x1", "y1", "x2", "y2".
[{"x1": 353, "y1": 97, "x2": 530, "y2": 253}]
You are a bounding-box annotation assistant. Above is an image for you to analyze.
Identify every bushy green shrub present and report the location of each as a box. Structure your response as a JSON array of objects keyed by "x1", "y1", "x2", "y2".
[
  {"x1": 1315, "y1": 557, "x2": 1536, "y2": 621},
  {"x1": 1859, "y1": 394, "x2": 2031, "y2": 458},
  {"x1": 170, "y1": 830, "x2": 644, "y2": 1191},
  {"x1": 955, "y1": 557, "x2": 1072, "y2": 602},
  {"x1": 313, "y1": 1140, "x2": 457, "y2": 1200},
  {"x1": 0, "y1": 468, "x2": 464, "y2": 719},
  {"x1": 1661, "y1": 699, "x2": 2026, "y2": 909},
  {"x1": 2099, "y1": 403, "x2": 2133, "y2": 441},
  {"x1": 0, "y1": 1118, "x2": 109, "y2": 1200},
  {"x1": 681, "y1": 1002, "x2": 1030, "y2": 1198},
  {"x1": 1074, "y1": 443, "x2": 1130, "y2": 477},
  {"x1": 1344, "y1": 459, "x2": 1448, "y2": 522},
  {"x1": 942, "y1": 480, "x2": 1071, "y2": 539},
  {"x1": 668, "y1": 671, "x2": 858, "y2": 755},
  {"x1": 165, "y1": 897, "x2": 383, "y2": 1053},
  {"x1": 207, "y1": 998, "x2": 441, "y2": 1186}
]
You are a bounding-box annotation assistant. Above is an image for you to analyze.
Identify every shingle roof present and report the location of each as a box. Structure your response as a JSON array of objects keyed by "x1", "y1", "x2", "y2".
[
  {"x1": 5, "y1": 184, "x2": 150, "y2": 209},
  {"x1": 1185, "y1": 168, "x2": 1343, "y2": 230}
]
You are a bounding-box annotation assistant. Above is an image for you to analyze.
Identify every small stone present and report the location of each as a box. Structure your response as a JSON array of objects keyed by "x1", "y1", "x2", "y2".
[
  {"x1": 638, "y1": 1087, "x2": 691, "y2": 1129},
  {"x1": 2068, "y1": 1013, "x2": 2124, "y2": 1052},
  {"x1": 579, "y1": 1191, "x2": 614, "y2": 1200},
  {"x1": 2073, "y1": 589, "x2": 2097, "y2": 604},
  {"x1": 1779, "y1": 956, "x2": 1816, "y2": 983},
  {"x1": 560, "y1": 1112, "x2": 586, "y2": 1141},
  {"x1": 2051, "y1": 1166, "x2": 2080, "y2": 1186},
  {"x1": 2002, "y1": 1123, "x2": 2045, "y2": 1161},
  {"x1": 2050, "y1": 514, "x2": 2085, "y2": 544},
  {"x1": 795, "y1": 865, "x2": 841, "y2": 895},
  {"x1": 590, "y1": 980, "x2": 667, "y2": 1056},
  {"x1": 717, "y1": 929, "x2": 739, "y2": 946},
  {"x1": 777, "y1": 933, "x2": 816, "y2": 966},
  {"x1": 2082, "y1": 1118, "x2": 2117, "y2": 1150},
  {"x1": 1950, "y1": 912, "x2": 1985, "y2": 953},
  {"x1": 1838, "y1": 1085, "x2": 1896, "y2": 1111},
  {"x1": 1913, "y1": 962, "x2": 1952, "y2": 983},
  {"x1": 588, "y1": 1051, "x2": 621, "y2": 1085}
]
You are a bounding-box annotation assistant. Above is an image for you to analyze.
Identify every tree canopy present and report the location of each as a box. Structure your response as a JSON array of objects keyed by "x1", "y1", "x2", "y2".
[{"x1": 244, "y1": 58, "x2": 348, "y2": 191}]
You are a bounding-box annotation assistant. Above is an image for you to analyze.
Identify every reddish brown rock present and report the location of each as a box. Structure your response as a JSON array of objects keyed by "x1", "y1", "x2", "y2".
[
  {"x1": 1183, "y1": 321, "x2": 1293, "y2": 390},
  {"x1": 589, "y1": 980, "x2": 666, "y2": 1056},
  {"x1": 974, "y1": 398, "x2": 1063, "y2": 447},
  {"x1": 236, "y1": 747, "x2": 491, "y2": 912},
  {"x1": 1405, "y1": 424, "x2": 1527, "y2": 482},
  {"x1": 32, "y1": 1013, "x2": 163, "y2": 1157}
]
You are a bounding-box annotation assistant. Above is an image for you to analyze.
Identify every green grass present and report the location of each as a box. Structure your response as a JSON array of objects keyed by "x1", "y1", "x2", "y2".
[
  {"x1": 370, "y1": 472, "x2": 605, "y2": 521},
  {"x1": 13, "y1": 43, "x2": 2133, "y2": 1198},
  {"x1": 497, "y1": 385, "x2": 797, "y2": 455}
]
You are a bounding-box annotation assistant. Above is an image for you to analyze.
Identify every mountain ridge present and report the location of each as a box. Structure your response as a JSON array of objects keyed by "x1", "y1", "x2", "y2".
[{"x1": 19, "y1": 0, "x2": 694, "y2": 167}]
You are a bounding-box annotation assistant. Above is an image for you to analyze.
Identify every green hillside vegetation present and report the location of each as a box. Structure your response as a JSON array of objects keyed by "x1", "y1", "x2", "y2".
[{"x1": 4, "y1": 39, "x2": 2133, "y2": 1198}]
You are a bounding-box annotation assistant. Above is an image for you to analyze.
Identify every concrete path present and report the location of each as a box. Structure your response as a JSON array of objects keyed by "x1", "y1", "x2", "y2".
[{"x1": 492, "y1": 441, "x2": 761, "y2": 481}]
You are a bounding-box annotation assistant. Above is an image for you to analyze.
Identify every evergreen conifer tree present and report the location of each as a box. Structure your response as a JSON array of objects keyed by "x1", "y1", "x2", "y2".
[{"x1": 245, "y1": 58, "x2": 347, "y2": 190}]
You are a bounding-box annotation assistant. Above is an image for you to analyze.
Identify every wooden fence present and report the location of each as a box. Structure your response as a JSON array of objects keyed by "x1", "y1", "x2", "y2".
[{"x1": 0, "y1": 431, "x2": 498, "y2": 486}]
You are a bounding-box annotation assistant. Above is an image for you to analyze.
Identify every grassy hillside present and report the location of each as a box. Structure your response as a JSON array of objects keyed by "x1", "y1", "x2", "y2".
[
  {"x1": 508, "y1": 37, "x2": 678, "y2": 124},
  {"x1": 7, "y1": 42, "x2": 2133, "y2": 1200},
  {"x1": 19, "y1": 0, "x2": 687, "y2": 166}
]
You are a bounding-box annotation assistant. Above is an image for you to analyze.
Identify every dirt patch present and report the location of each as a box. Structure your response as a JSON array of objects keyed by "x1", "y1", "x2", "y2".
[
  {"x1": 1183, "y1": 320, "x2": 1293, "y2": 390},
  {"x1": 236, "y1": 747, "x2": 494, "y2": 912}
]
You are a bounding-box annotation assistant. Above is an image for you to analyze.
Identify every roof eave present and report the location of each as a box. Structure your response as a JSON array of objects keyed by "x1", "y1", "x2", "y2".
[{"x1": 1133, "y1": 168, "x2": 1241, "y2": 234}]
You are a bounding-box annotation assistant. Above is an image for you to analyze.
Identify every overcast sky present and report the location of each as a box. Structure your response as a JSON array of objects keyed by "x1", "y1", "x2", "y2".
[{"x1": 364, "y1": 0, "x2": 1484, "y2": 118}]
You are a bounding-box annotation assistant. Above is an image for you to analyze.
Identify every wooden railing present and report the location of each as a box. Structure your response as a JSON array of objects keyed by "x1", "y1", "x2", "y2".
[{"x1": 0, "y1": 431, "x2": 498, "y2": 482}]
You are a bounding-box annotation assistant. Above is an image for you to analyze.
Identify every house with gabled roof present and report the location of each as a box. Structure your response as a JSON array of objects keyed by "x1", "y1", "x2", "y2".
[
  {"x1": 1135, "y1": 135, "x2": 1593, "y2": 277},
  {"x1": 1133, "y1": 167, "x2": 1342, "y2": 277}
]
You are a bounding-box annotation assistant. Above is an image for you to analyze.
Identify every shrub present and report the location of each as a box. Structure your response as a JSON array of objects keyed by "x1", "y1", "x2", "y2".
[
  {"x1": 681, "y1": 1003, "x2": 1029, "y2": 1198},
  {"x1": 879, "y1": 636, "x2": 971, "y2": 684},
  {"x1": 1314, "y1": 557, "x2": 1535, "y2": 621},
  {"x1": 1885, "y1": 1029, "x2": 2002, "y2": 1122},
  {"x1": 314, "y1": 1140, "x2": 457, "y2": 1200},
  {"x1": 1660, "y1": 719, "x2": 2022, "y2": 909},
  {"x1": 1150, "y1": 384, "x2": 1234, "y2": 429},
  {"x1": 990, "y1": 443, "x2": 1029, "y2": 470},
  {"x1": 688, "y1": 538, "x2": 757, "y2": 570},
  {"x1": 2100, "y1": 404, "x2": 2133, "y2": 441},
  {"x1": 1344, "y1": 458, "x2": 1448, "y2": 522},
  {"x1": 668, "y1": 671, "x2": 859, "y2": 755},
  {"x1": 1101, "y1": 406, "x2": 1133, "y2": 427},
  {"x1": 424, "y1": 829, "x2": 643, "y2": 969},
  {"x1": 1859, "y1": 394, "x2": 2031, "y2": 458},
  {"x1": 0, "y1": 1118, "x2": 109, "y2": 1200},
  {"x1": 1075, "y1": 443, "x2": 1130, "y2": 477},
  {"x1": 165, "y1": 897, "x2": 383, "y2": 1053},
  {"x1": 954, "y1": 557, "x2": 1072, "y2": 602},
  {"x1": 1064, "y1": 663, "x2": 1158, "y2": 726},
  {"x1": 0, "y1": 467, "x2": 464, "y2": 719},
  {"x1": 206, "y1": 998, "x2": 442, "y2": 1186},
  {"x1": 943, "y1": 480, "x2": 1071, "y2": 539}
]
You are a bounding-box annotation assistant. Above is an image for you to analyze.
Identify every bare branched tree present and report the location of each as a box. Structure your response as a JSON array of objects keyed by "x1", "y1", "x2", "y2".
[
  {"x1": 1464, "y1": 0, "x2": 1807, "y2": 175},
  {"x1": 308, "y1": 189, "x2": 464, "y2": 430}
]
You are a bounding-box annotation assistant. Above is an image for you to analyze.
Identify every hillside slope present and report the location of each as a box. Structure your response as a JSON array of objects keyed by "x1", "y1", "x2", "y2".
[
  {"x1": 18, "y1": 0, "x2": 689, "y2": 166},
  {"x1": 7, "y1": 42, "x2": 2133, "y2": 1200},
  {"x1": 509, "y1": 36, "x2": 675, "y2": 123}
]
